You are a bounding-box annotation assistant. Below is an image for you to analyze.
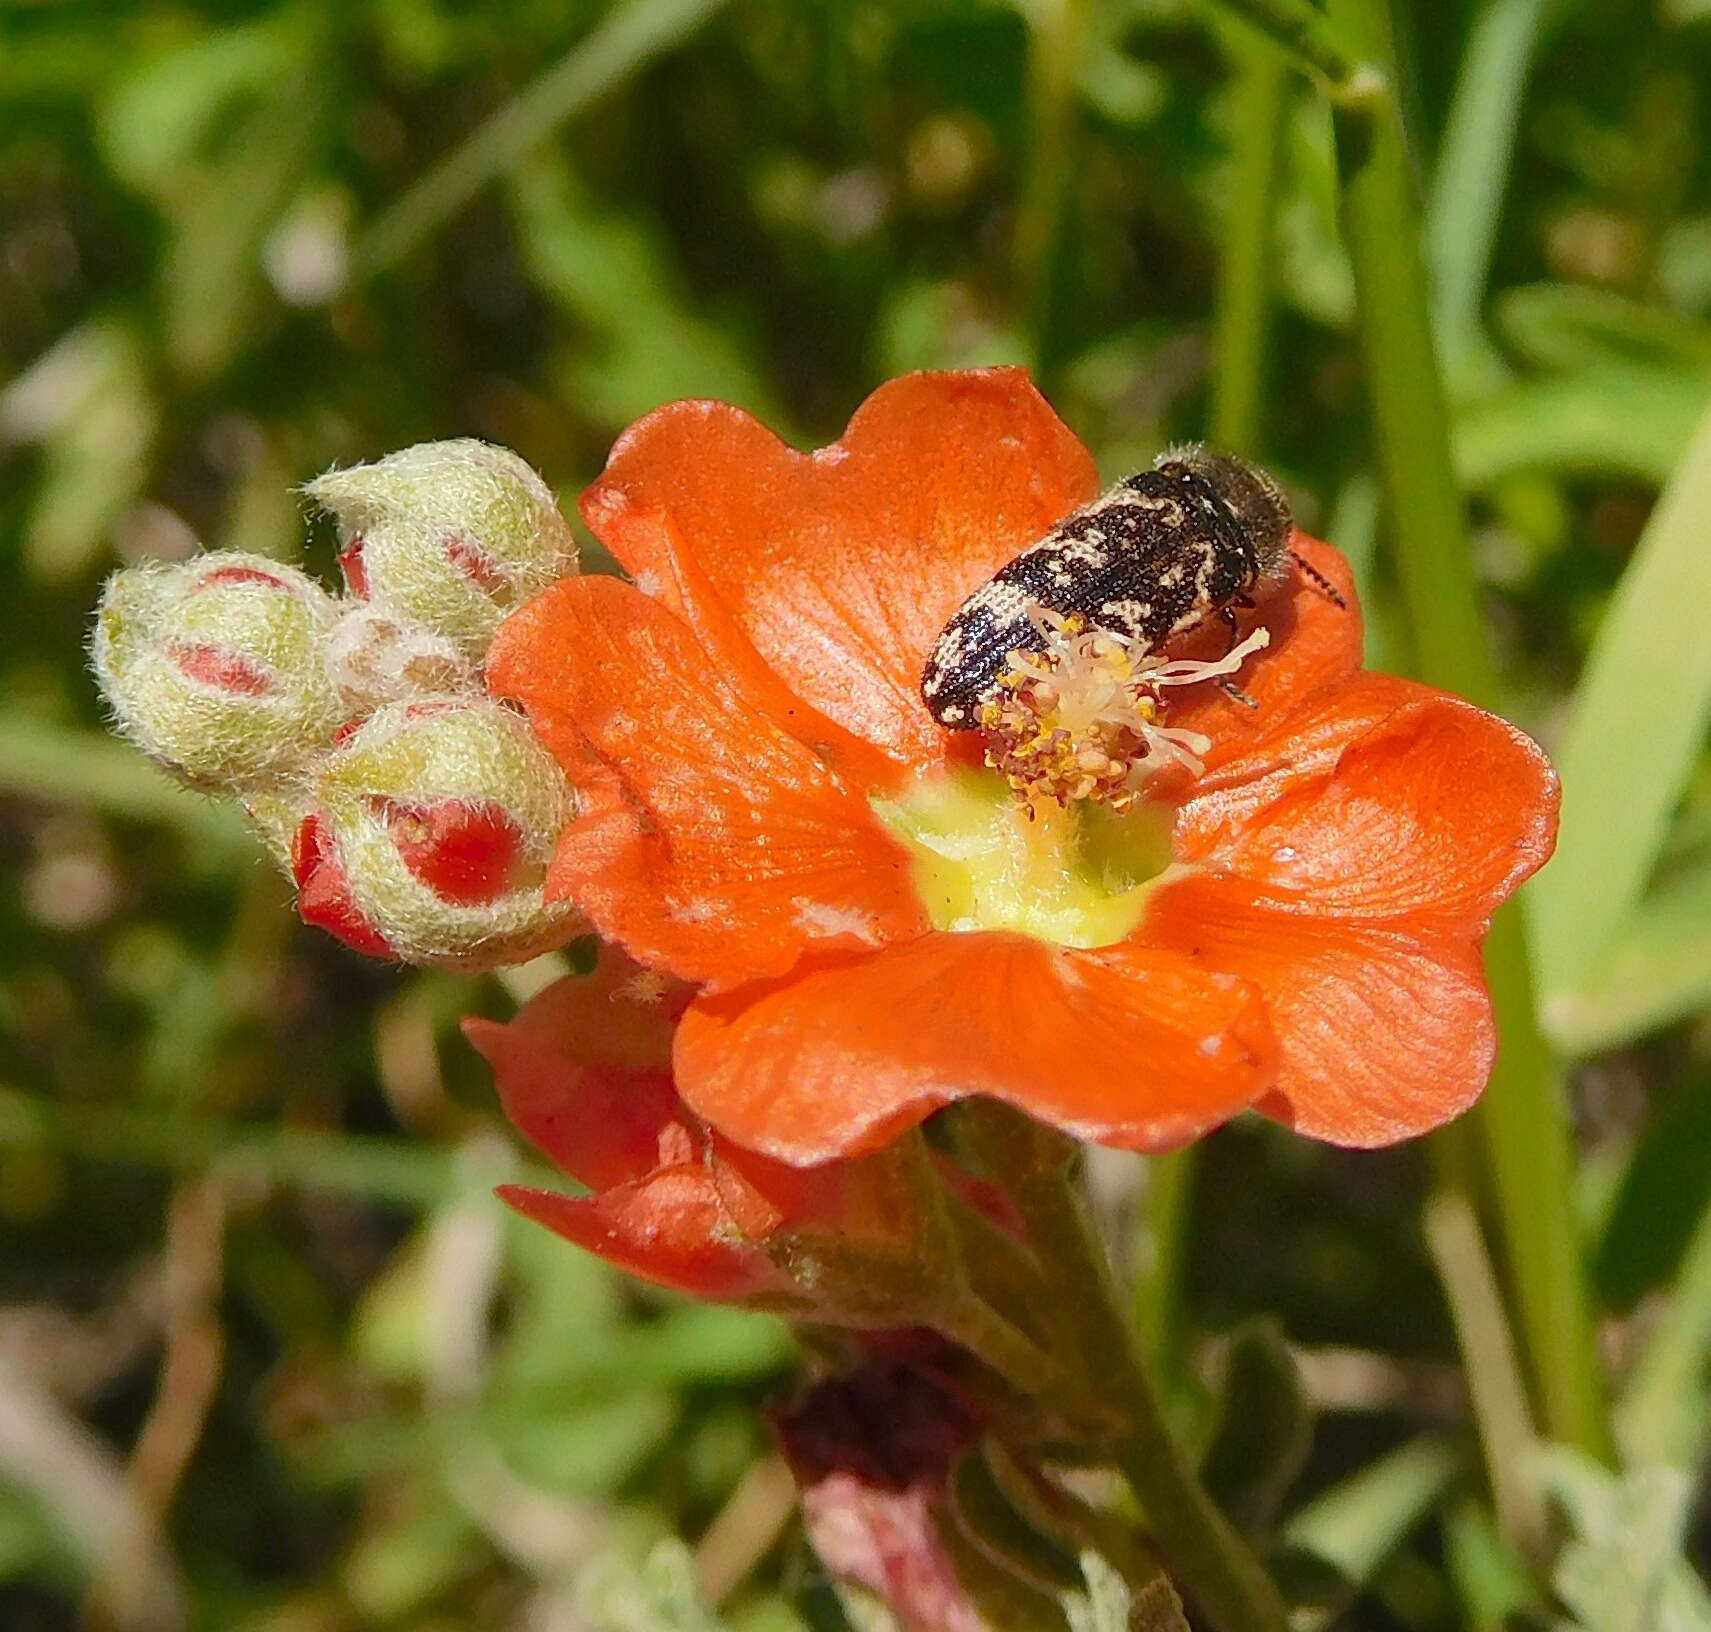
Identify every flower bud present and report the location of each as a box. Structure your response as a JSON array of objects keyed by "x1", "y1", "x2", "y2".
[
  {"x1": 324, "y1": 601, "x2": 476, "y2": 715},
  {"x1": 291, "y1": 697, "x2": 580, "y2": 969},
  {"x1": 306, "y1": 441, "x2": 577, "y2": 660},
  {"x1": 92, "y1": 553, "x2": 343, "y2": 790}
]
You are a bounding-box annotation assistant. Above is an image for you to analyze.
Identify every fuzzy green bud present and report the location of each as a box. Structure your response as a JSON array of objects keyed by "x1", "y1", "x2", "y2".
[
  {"x1": 92, "y1": 553, "x2": 343, "y2": 790},
  {"x1": 306, "y1": 440, "x2": 577, "y2": 660},
  {"x1": 291, "y1": 697, "x2": 580, "y2": 969}
]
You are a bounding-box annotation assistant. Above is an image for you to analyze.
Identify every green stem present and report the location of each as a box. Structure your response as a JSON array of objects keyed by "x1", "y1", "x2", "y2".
[
  {"x1": 1479, "y1": 911, "x2": 1611, "y2": 1457},
  {"x1": 957, "y1": 1104, "x2": 1290, "y2": 1632},
  {"x1": 1134, "y1": 1148, "x2": 1195, "y2": 1376},
  {"x1": 1323, "y1": 0, "x2": 1610, "y2": 1461},
  {"x1": 1210, "y1": 45, "x2": 1290, "y2": 456},
  {"x1": 356, "y1": 0, "x2": 730, "y2": 273}
]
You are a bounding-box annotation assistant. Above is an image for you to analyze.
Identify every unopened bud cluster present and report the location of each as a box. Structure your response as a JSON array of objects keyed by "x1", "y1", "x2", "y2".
[{"x1": 92, "y1": 441, "x2": 581, "y2": 970}]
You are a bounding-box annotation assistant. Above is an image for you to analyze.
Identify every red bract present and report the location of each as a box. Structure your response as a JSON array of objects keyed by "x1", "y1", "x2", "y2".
[
  {"x1": 487, "y1": 368, "x2": 1560, "y2": 1165},
  {"x1": 291, "y1": 810, "x2": 393, "y2": 960}
]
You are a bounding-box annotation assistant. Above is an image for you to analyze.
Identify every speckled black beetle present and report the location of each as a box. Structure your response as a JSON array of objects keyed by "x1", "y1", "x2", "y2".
[{"x1": 921, "y1": 446, "x2": 1330, "y2": 729}]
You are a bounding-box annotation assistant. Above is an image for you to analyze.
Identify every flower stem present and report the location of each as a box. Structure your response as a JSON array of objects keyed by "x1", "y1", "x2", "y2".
[
  {"x1": 1322, "y1": 0, "x2": 1611, "y2": 1461},
  {"x1": 956, "y1": 1103, "x2": 1290, "y2": 1632},
  {"x1": 1134, "y1": 1147, "x2": 1196, "y2": 1375}
]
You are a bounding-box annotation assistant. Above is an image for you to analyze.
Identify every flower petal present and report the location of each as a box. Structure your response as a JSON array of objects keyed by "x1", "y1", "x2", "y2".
[
  {"x1": 1173, "y1": 676, "x2": 1559, "y2": 926},
  {"x1": 1146, "y1": 534, "x2": 1364, "y2": 783},
  {"x1": 580, "y1": 368, "x2": 1100, "y2": 774},
  {"x1": 461, "y1": 949, "x2": 692, "y2": 1189},
  {"x1": 498, "y1": 1179, "x2": 788, "y2": 1303},
  {"x1": 674, "y1": 930, "x2": 1277, "y2": 1164},
  {"x1": 489, "y1": 575, "x2": 930, "y2": 989},
  {"x1": 1140, "y1": 874, "x2": 1495, "y2": 1146}
]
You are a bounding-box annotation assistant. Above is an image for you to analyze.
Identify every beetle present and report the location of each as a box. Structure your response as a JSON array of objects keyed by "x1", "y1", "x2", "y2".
[{"x1": 920, "y1": 445, "x2": 1328, "y2": 730}]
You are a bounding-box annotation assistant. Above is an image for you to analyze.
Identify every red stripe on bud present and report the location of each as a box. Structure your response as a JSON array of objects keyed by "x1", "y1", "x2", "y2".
[
  {"x1": 163, "y1": 640, "x2": 277, "y2": 697},
  {"x1": 377, "y1": 796, "x2": 527, "y2": 905},
  {"x1": 338, "y1": 538, "x2": 370, "y2": 599},
  {"x1": 291, "y1": 812, "x2": 394, "y2": 958},
  {"x1": 444, "y1": 535, "x2": 511, "y2": 600},
  {"x1": 193, "y1": 564, "x2": 293, "y2": 591}
]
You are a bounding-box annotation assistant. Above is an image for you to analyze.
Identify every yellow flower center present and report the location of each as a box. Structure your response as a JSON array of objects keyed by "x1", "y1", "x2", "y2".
[
  {"x1": 881, "y1": 612, "x2": 1272, "y2": 947},
  {"x1": 874, "y1": 771, "x2": 1178, "y2": 949}
]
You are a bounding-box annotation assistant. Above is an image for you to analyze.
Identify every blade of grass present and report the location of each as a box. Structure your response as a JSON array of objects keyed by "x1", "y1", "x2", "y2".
[
  {"x1": 1594, "y1": 1062, "x2": 1711, "y2": 1311},
  {"x1": 1014, "y1": 0, "x2": 1088, "y2": 377},
  {"x1": 1210, "y1": 43, "x2": 1290, "y2": 454},
  {"x1": 0, "y1": 1085, "x2": 551, "y2": 1208},
  {"x1": 1421, "y1": 1193, "x2": 1545, "y2": 1561},
  {"x1": 1134, "y1": 1148, "x2": 1195, "y2": 1377},
  {"x1": 355, "y1": 0, "x2": 730, "y2": 274},
  {"x1": 1528, "y1": 393, "x2": 1711, "y2": 1003},
  {"x1": 1199, "y1": 0, "x2": 1369, "y2": 88},
  {"x1": 1325, "y1": 0, "x2": 1611, "y2": 1460},
  {"x1": 1143, "y1": 30, "x2": 1292, "y2": 1395},
  {"x1": 1493, "y1": 282, "x2": 1711, "y2": 375},
  {"x1": 0, "y1": 720, "x2": 254, "y2": 856},
  {"x1": 1425, "y1": 0, "x2": 1551, "y2": 379}
]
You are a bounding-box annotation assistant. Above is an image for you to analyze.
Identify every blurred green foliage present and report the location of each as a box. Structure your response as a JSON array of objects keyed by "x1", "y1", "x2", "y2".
[{"x1": 3, "y1": 0, "x2": 1711, "y2": 1628}]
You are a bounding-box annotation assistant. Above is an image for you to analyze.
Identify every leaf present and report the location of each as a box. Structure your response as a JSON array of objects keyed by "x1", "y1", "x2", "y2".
[
  {"x1": 1545, "y1": 858, "x2": 1711, "y2": 1055},
  {"x1": 95, "y1": 20, "x2": 306, "y2": 197},
  {"x1": 580, "y1": 1539, "x2": 732, "y2": 1632},
  {"x1": 483, "y1": 1391, "x2": 678, "y2": 1497},
  {"x1": 1528, "y1": 393, "x2": 1711, "y2": 1003},
  {"x1": 1441, "y1": 1498, "x2": 1540, "y2": 1632},
  {"x1": 340, "y1": 1486, "x2": 484, "y2": 1621},
  {"x1": 1493, "y1": 283, "x2": 1711, "y2": 377},
  {"x1": 1282, "y1": 1437, "x2": 1462, "y2": 1590},
  {"x1": 160, "y1": 68, "x2": 331, "y2": 379},
  {"x1": 0, "y1": 1481, "x2": 63, "y2": 1589},
  {"x1": 0, "y1": 318, "x2": 157, "y2": 583},
  {"x1": 1594, "y1": 1062, "x2": 1711, "y2": 1309},
  {"x1": 508, "y1": 152, "x2": 789, "y2": 433},
  {"x1": 947, "y1": 1446, "x2": 1082, "y2": 1595},
  {"x1": 1197, "y1": 1320, "x2": 1312, "y2": 1538},
  {"x1": 0, "y1": 720, "x2": 254, "y2": 860},
  {"x1": 1534, "y1": 1446, "x2": 1711, "y2": 1632},
  {"x1": 1454, "y1": 366, "x2": 1708, "y2": 488}
]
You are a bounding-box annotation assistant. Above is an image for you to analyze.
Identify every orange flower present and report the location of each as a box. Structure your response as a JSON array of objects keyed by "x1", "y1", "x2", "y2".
[{"x1": 487, "y1": 369, "x2": 1558, "y2": 1165}]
